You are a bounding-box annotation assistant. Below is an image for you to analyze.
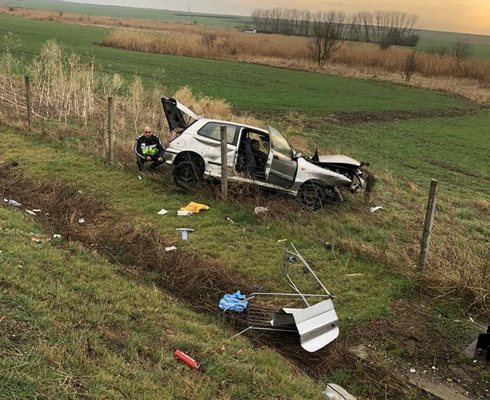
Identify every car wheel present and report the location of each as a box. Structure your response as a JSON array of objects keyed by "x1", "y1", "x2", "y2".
[
  {"x1": 173, "y1": 160, "x2": 203, "y2": 191},
  {"x1": 297, "y1": 183, "x2": 326, "y2": 211}
]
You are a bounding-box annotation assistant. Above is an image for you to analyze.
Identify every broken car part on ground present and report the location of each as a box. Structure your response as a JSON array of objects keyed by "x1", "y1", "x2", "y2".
[{"x1": 222, "y1": 243, "x2": 339, "y2": 353}]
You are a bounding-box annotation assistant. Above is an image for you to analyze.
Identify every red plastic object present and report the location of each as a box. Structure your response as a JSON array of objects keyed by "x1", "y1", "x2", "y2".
[{"x1": 174, "y1": 349, "x2": 199, "y2": 369}]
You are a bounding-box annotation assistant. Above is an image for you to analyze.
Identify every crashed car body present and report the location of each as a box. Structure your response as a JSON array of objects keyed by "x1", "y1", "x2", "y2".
[{"x1": 162, "y1": 97, "x2": 368, "y2": 209}]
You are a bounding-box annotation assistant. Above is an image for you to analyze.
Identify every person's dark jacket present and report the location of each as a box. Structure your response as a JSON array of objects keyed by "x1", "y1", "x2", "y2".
[{"x1": 135, "y1": 134, "x2": 165, "y2": 160}]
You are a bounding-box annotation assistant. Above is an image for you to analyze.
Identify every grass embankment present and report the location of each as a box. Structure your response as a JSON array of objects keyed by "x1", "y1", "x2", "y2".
[
  {"x1": 0, "y1": 14, "x2": 472, "y2": 113},
  {"x1": 0, "y1": 206, "x2": 323, "y2": 399},
  {"x1": 0, "y1": 127, "x2": 410, "y2": 323}
]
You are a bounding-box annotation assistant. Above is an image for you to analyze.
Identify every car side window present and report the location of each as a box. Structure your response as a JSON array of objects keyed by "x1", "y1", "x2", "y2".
[{"x1": 198, "y1": 122, "x2": 239, "y2": 145}]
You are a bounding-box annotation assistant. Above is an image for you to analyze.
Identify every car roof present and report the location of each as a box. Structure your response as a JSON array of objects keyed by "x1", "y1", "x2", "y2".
[{"x1": 196, "y1": 118, "x2": 268, "y2": 134}]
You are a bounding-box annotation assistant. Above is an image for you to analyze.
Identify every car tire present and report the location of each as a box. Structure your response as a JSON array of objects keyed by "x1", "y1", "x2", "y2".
[
  {"x1": 173, "y1": 160, "x2": 203, "y2": 191},
  {"x1": 297, "y1": 183, "x2": 326, "y2": 211}
]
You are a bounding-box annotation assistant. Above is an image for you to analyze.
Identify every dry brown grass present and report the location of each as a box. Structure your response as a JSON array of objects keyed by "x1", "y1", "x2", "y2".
[
  {"x1": 101, "y1": 28, "x2": 490, "y2": 102},
  {"x1": 0, "y1": 40, "x2": 258, "y2": 153}
]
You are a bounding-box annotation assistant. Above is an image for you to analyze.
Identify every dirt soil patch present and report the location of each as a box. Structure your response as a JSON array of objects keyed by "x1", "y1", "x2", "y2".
[{"x1": 2, "y1": 162, "x2": 487, "y2": 399}]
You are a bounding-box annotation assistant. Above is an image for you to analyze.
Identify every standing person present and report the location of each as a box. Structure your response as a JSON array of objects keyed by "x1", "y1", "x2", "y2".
[{"x1": 135, "y1": 126, "x2": 165, "y2": 171}]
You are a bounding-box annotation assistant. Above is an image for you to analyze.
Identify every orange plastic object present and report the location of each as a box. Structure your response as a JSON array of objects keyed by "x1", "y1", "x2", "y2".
[{"x1": 174, "y1": 349, "x2": 199, "y2": 369}]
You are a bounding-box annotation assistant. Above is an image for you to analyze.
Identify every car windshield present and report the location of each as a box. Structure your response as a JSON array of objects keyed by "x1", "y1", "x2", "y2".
[{"x1": 267, "y1": 125, "x2": 293, "y2": 158}]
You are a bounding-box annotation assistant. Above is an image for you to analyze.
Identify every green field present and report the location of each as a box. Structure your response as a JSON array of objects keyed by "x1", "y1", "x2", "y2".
[
  {"x1": 4, "y1": 0, "x2": 251, "y2": 27},
  {"x1": 0, "y1": 14, "x2": 471, "y2": 113},
  {"x1": 417, "y1": 29, "x2": 490, "y2": 58}
]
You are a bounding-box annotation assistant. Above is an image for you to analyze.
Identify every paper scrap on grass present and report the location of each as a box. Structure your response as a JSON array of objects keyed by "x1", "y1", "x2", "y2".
[
  {"x1": 78, "y1": 218, "x2": 85, "y2": 224},
  {"x1": 165, "y1": 246, "x2": 177, "y2": 252},
  {"x1": 370, "y1": 205, "x2": 384, "y2": 213},
  {"x1": 25, "y1": 209, "x2": 37, "y2": 216},
  {"x1": 157, "y1": 209, "x2": 168, "y2": 215},
  {"x1": 177, "y1": 210, "x2": 192, "y2": 216}
]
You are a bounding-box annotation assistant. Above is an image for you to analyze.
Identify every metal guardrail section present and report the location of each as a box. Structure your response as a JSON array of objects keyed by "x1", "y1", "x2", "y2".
[{"x1": 225, "y1": 243, "x2": 339, "y2": 353}]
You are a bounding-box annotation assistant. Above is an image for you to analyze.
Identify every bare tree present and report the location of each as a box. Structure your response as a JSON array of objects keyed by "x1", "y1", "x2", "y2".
[
  {"x1": 309, "y1": 11, "x2": 346, "y2": 67},
  {"x1": 452, "y1": 38, "x2": 472, "y2": 63},
  {"x1": 404, "y1": 50, "x2": 417, "y2": 82}
]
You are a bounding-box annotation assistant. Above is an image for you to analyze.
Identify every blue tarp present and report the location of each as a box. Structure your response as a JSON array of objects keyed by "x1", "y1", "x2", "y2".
[{"x1": 219, "y1": 290, "x2": 248, "y2": 313}]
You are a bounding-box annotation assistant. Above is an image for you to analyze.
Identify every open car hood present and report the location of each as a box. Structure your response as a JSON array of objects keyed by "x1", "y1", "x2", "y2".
[
  {"x1": 318, "y1": 155, "x2": 361, "y2": 167},
  {"x1": 161, "y1": 97, "x2": 200, "y2": 130}
]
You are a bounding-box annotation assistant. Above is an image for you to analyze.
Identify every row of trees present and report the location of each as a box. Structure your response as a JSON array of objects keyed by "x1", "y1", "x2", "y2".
[{"x1": 251, "y1": 8, "x2": 419, "y2": 48}]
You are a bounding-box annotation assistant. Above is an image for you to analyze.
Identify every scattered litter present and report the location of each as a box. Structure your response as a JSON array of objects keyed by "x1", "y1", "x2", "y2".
[
  {"x1": 226, "y1": 217, "x2": 235, "y2": 224},
  {"x1": 254, "y1": 206, "x2": 269, "y2": 214},
  {"x1": 157, "y1": 209, "x2": 168, "y2": 215},
  {"x1": 277, "y1": 239, "x2": 287, "y2": 243},
  {"x1": 324, "y1": 383, "x2": 357, "y2": 400},
  {"x1": 138, "y1": 175, "x2": 143, "y2": 180},
  {"x1": 5, "y1": 199, "x2": 22, "y2": 207},
  {"x1": 174, "y1": 349, "x2": 199, "y2": 369},
  {"x1": 32, "y1": 209, "x2": 41, "y2": 213},
  {"x1": 180, "y1": 202, "x2": 209, "y2": 214},
  {"x1": 176, "y1": 228, "x2": 194, "y2": 240},
  {"x1": 345, "y1": 273, "x2": 364, "y2": 277},
  {"x1": 410, "y1": 368, "x2": 417, "y2": 373},
  {"x1": 177, "y1": 210, "x2": 193, "y2": 216},
  {"x1": 165, "y1": 246, "x2": 177, "y2": 252},
  {"x1": 53, "y1": 234, "x2": 62, "y2": 239},
  {"x1": 469, "y1": 317, "x2": 475, "y2": 323},
  {"x1": 25, "y1": 209, "x2": 37, "y2": 216},
  {"x1": 219, "y1": 291, "x2": 248, "y2": 313},
  {"x1": 432, "y1": 366, "x2": 437, "y2": 370},
  {"x1": 369, "y1": 205, "x2": 384, "y2": 213},
  {"x1": 78, "y1": 218, "x2": 85, "y2": 224},
  {"x1": 77, "y1": 190, "x2": 83, "y2": 194}
]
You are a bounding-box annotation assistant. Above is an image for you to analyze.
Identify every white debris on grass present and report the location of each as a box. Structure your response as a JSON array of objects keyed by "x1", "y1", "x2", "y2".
[
  {"x1": 165, "y1": 246, "x2": 177, "y2": 252},
  {"x1": 4, "y1": 199, "x2": 22, "y2": 207},
  {"x1": 25, "y1": 209, "x2": 37, "y2": 216},
  {"x1": 157, "y1": 209, "x2": 168, "y2": 215},
  {"x1": 254, "y1": 206, "x2": 269, "y2": 214},
  {"x1": 177, "y1": 210, "x2": 193, "y2": 216},
  {"x1": 78, "y1": 218, "x2": 85, "y2": 224},
  {"x1": 370, "y1": 205, "x2": 384, "y2": 213}
]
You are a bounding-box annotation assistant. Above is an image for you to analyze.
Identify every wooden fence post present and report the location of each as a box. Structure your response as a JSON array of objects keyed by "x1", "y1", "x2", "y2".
[
  {"x1": 220, "y1": 125, "x2": 228, "y2": 200},
  {"x1": 417, "y1": 179, "x2": 438, "y2": 272},
  {"x1": 107, "y1": 96, "x2": 114, "y2": 164},
  {"x1": 24, "y1": 76, "x2": 32, "y2": 130}
]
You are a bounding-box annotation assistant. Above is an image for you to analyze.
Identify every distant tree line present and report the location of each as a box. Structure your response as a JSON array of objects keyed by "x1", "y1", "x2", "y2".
[{"x1": 251, "y1": 8, "x2": 419, "y2": 48}]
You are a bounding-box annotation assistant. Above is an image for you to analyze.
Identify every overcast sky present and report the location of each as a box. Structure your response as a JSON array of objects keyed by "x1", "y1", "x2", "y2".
[{"x1": 68, "y1": 0, "x2": 490, "y2": 35}]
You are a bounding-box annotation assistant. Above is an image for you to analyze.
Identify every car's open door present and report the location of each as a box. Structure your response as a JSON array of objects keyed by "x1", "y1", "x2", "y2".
[
  {"x1": 161, "y1": 97, "x2": 200, "y2": 131},
  {"x1": 265, "y1": 125, "x2": 297, "y2": 188}
]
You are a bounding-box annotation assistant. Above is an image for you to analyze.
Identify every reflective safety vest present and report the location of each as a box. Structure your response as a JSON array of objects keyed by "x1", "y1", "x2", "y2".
[{"x1": 141, "y1": 143, "x2": 158, "y2": 156}]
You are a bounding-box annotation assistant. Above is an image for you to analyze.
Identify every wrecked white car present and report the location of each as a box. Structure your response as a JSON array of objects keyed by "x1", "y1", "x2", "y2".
[{"x1": 162, "y1": 97, "x2": 368, "y2": 209}]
